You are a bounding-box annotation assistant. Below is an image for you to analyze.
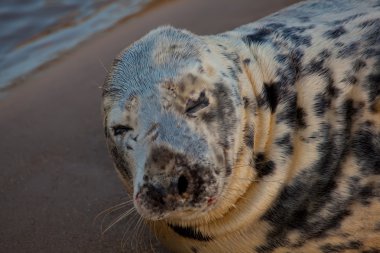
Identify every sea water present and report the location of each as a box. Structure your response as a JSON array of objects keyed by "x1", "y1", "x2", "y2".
[{"x1": 0, "y1": 0, "x2": 153, "y2": 89}]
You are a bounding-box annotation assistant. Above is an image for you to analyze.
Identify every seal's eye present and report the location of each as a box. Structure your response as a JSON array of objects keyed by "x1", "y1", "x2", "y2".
[
  {"x1": 185, "y1": 90, "x2": 209, "y2": 115},
  {"x1": 112, "y1": 125, "x2": 133, "y2": 136}
]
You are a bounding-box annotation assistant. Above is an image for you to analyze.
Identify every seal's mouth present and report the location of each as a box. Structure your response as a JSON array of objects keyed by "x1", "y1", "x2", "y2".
[{"x1": 134, "y1": 192, "x2": 219, "y2": 221}]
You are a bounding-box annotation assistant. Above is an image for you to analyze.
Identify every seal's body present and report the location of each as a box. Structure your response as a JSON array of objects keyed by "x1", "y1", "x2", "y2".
[{"x1": 102, "y1": 0, "x2": 380, "y2": 252}]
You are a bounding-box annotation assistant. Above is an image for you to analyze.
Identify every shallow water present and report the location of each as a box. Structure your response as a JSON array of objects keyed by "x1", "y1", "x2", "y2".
[{"x1": 0, "y1": 0, "x2": 152, "y2": 89}]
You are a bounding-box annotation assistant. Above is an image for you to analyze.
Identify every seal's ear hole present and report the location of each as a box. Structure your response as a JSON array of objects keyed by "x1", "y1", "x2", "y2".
[
  {"x1": 177, "y1": 175, "x2": 188, "y2": 195},
  {"x1": 112, "y1": 125, "x2": 133, "y2": 136},
  {"x1": 185, "y1": 90, "x2": 209, "y2": 115}
]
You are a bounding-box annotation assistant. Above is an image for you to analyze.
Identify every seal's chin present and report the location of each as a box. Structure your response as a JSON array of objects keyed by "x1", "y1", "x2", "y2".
[
  {"x1": 135, "y1": 199, "x2": 221, "y2": 222},
  {"x1": 133, "y1": 188, "x2": 221, "y2": 221}
]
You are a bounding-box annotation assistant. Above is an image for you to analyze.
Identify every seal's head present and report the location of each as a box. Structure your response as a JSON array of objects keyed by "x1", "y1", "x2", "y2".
[{"x1": 102, "y1": 26, "x2": 250, "y2": 222}]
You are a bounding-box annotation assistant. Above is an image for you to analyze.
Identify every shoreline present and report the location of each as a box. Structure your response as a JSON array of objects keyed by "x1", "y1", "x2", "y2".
[
  {"x1": 0, "y1": 1, "x2": 299, "y2": 252},
  {"x1": 0, "y1": 0, "x2": 173, "y2": 92}
]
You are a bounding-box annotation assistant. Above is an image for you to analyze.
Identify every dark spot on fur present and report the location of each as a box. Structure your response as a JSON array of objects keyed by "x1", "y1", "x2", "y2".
[
  {"x1": 371, "y1": 97, "x2": 380, "y2": 113},
  {"x1": 296, "y1": 107, "x2": 307, "y2": 129},
  {"x1": 275, "y1": 54, "x2": 288, "y2": 63},
  {"x1": 314, "y1": 93, "x2": 330, "y2": 116},
  {"x1": 244, "y1": 125, "x2": 254, "y2": 149},
  {"x1": 212, "y1": 84, "x2": 237, "y2": 149},
  {"x1": 245, "y1": 28, "x2": 272, "y2": 44},
  {"x1": 343, "y1": 75, "x2": 358, "y2": 84},
  {"x1": 352, "y1": 127, "x2": 380, "y2": 175},
  {"x1": 324, "y1": 26, "x2": 346, "y2": 39},
  {"x1": 254, "y1": 153, "x2": 275, "y2": 178},
  {"x1": 320, "y1": 240, "x2": 363, "y2": 253},
  {"x1": 364, "y1": 48, "x2": 380, "y2": 59},
  {"x1": 243, "y1": 58, "x2": 251, "y2": 65},
  {"x1": 337, "y1": 41, "x2": 360, "y2": 58},
  {"x1": 274, "y1": 50, "x2": 303, "y2": 89},
  {"x1": 201, "y1": 110, "x2": 217, "y2": 123},
  {"x1": 345, "y1": 99, "x2": 360, "y2": 117},
  {"x1": 359, "y1": 184, "x2": 375, "y2": 205},
  {"x1": 222, "y1": 52, "x2": 241, "y2": 71},
  {"x1": 227, "y1": 66, "x2": 238, "y2": 81},
  {"x1": 266, "y1": 23, "x2": 286, "y2": 29},
  {"x1": 366, "y1": 73, "x2": 380, "y2": 102},
  {"x1": 263, "y1": 83, "x2": 278, "y2": 113},
  {"x1": 217, "y1": 44, "x2": 228, "y2": 50},
  {"x1": 331, "y1": 13, "x2": 365, "y2": 25},
  {"x1": 168, "y1": 224, "x2": 213, "y2": 241},
  {"x1": 275, "y1": 133, "x2": 293, "y2": 156},
  {"x1": 325, "y1": 79, "x2": 339, "y2": 98},
  {"x1": 359, "y1": 18, "x2": 380, "y2": 28},
  {"x1": 340, "y1": 99, "x2": 362, "y2": 138},
  {"x1": 305, "y1": 50, "x2": 331, "y2": 74},
  {"x1": 281, "y1": 26, "x2": 312, "y2": 46},
  {"x1": 243, "y1": 97, "x2": 249, "y2": 108},
  {"x1": 225, "y1": 165, "x2": 232, "y2": 177},
  {"x1": 276, "y1": 92, "x2": 297, "y2": 127},
  {"x1": 353, "y1": 59, "x2": 367, "y2": 72},
  {"x1": 290, "y1": 49, "x2": 304, "y2": 78},
  {"x1": 110, "y1": 146, "x2": 132, "y2": 179},
  {"x1": 191, "y1": 246, "x2": 198, "y2": 253},
  {"x1": 149, "y1": 146, "x2": 174, "y2": 166}
]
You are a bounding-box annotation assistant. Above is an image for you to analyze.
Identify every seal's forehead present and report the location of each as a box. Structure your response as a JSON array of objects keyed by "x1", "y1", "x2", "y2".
[{"x1": 103, "y1": 26, "x2": 205, "y2": 103}]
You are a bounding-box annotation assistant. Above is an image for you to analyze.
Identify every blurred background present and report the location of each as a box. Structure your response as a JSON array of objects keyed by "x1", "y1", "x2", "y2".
[
  {"x1": 0, "y1": 0, "x2": 298, "y2": 252},
  {"x1": 0, "y1": 0, "x2": 153, "y2": 89}
]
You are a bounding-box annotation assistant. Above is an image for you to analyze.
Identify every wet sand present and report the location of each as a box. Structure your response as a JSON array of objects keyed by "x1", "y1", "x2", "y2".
[{"x1": 0, "y1": 0, "x2": 299, "y2": 252}]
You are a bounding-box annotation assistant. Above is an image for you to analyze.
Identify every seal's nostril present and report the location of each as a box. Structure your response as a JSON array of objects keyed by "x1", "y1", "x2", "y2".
[{"x1": 177, "y1": 175, "x2": 188, "y2": 195}]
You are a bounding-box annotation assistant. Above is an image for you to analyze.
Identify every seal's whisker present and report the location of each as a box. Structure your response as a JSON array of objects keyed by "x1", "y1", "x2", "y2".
[
  {"x1": 126, "y1": 214, "x2": 141, "y2": 249},
  {"x1": 133, "y1": 215, "x2": 145, "y2": 250},
  {"x1": 102, "y1": 205, "x2": 136, "y2": 235},
  {"x1": 152, "y1": 221, "x2": 160, "y2": 241},
  {"x1": 96, "y1": 200, "x2": 134, "y2": 233},
  {"x1": 98, "y1": 57, "x2": 110, "y2": 74},
  {"x1": 121, "y1": 212, "x2": 140, "y2": 249},
  {"x1": 138, "y1": 217, "x2": 148, "y2": 248},
  {"x1": 150, "y1": 221, "x2": 159, "y2": 253},
  {"x1": 121, "y1": 217, "x2": 133, "y2": 249},
  {"x1": 94, "y1": 199, "x2": 134, "y2": 223}
]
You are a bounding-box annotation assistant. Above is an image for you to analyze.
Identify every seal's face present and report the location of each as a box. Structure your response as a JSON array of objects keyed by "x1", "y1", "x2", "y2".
[{"x1": 103, "y1": 27, "x2": 243, "y2": 220}]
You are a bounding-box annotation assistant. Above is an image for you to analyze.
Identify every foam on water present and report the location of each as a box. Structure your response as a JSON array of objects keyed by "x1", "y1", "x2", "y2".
[{"x1": 0, "y1": 0, "x2": 152, "y2": 89}]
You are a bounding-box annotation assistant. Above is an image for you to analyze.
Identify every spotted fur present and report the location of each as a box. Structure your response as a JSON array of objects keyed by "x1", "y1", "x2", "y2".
[{"x1": 102, "y1": 0, "x2": 380, "y2": 252}]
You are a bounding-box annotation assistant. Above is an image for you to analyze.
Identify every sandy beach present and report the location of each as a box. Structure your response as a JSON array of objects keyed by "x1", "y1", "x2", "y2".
[{"x1": 0, "y1": 0, "x2": 298, "y2": 252}]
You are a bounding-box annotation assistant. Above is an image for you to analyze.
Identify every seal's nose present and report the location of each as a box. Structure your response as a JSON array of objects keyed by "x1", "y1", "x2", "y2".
[
  {"x1": 137, "y1": 173, "x2": 191, "y2": 212},
  {"x1": 135, "y1": 145, "x2": 216, "y2": 217},
  {"x1": 177, "y1": 175, "x2": 188, "y2": 195}
]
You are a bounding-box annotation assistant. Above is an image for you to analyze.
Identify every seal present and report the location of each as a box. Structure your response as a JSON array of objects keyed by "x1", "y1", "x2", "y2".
[{"x1": 102, "y1": 0, "x2": 380, "y2": 252}]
